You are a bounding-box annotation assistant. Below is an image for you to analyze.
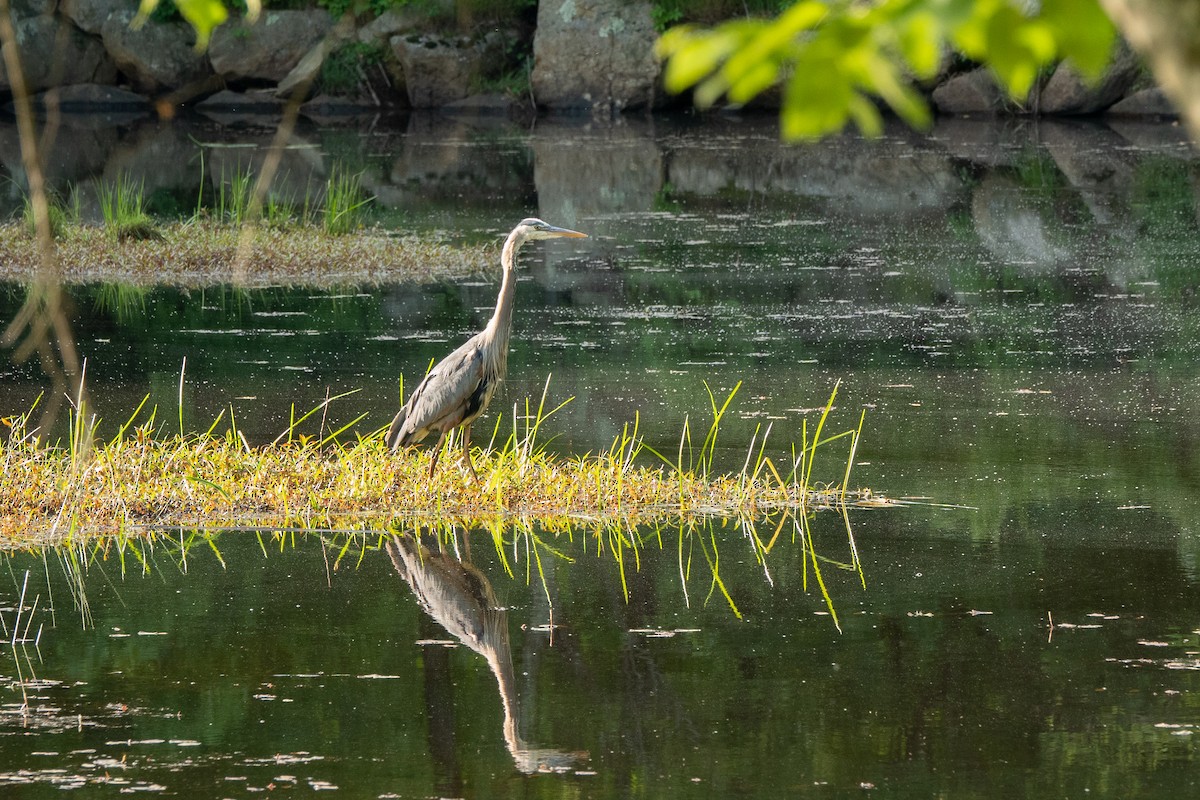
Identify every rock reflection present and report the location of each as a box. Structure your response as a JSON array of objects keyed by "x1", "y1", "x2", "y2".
[
  {"x1": 385, "y1": 533, "x2": 584, "y2": 774},
  {"x1": 2, "y1": 280, "x2": 87, "y2": 437}
]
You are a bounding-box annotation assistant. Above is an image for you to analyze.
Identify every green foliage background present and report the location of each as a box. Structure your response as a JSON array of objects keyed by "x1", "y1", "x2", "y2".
[{"x1": 656, "y1": 0, "x2": 1117, "y2": 138}]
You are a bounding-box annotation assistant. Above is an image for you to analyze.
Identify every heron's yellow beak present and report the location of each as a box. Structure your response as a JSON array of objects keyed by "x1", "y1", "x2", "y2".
[{"x1": 546, "y1": 225, "x2": 588, "y2": 238}]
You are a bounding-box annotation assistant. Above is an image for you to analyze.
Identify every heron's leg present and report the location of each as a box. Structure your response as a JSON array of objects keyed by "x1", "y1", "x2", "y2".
[
  {"x1": 428, "y1": 429, "x2": 449, "y2": 479},
  {"x1": 461, "y1": 423, "x2": 481, "y2": 484}
]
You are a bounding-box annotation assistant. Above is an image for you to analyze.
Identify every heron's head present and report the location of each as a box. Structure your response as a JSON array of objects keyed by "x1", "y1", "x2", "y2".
[{"x1": 514, "y1": 217, "x2": 588, "y2": 242}]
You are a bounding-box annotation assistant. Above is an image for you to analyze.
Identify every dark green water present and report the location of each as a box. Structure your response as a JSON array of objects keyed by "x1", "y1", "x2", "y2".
[
  {"x1": 2, "y1": 516, "x2": 1198, "y2": 797},
  {"x1": 4, "y1": 113, "x2": 1200, "y2": 796}
]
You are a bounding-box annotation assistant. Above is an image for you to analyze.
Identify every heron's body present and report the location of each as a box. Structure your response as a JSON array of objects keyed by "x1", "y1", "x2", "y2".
[{"x1": 386, "y1": 218, "x2": 587, "y2": 479}]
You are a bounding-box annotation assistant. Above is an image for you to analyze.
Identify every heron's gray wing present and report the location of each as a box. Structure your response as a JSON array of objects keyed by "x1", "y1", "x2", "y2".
[
  {"x1": 384, "y1": 403, "x2": 410, "y2": 450},
  {"x1": 391, "y1": 336, "x2": 486, "y2": 447}
]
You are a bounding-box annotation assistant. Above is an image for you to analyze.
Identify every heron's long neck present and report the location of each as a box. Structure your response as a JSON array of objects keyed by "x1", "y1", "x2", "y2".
[{"x1": 484, "y1": 233, "x2": 522, "y2": 374}]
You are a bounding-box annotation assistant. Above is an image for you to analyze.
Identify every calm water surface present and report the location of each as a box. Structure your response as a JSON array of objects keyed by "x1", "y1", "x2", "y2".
[{"x1": 3, "y1": 112, "x2": 1200, "y2": 796}]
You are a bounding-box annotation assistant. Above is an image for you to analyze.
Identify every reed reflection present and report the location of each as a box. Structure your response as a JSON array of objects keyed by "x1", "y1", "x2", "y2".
[{"x1": 385, "y1": 532, "x2": 585, "y2": 775}]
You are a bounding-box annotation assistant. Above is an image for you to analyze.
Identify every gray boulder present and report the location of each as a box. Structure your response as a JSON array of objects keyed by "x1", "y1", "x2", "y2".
[
  {"x1": 1039, "y1": 42, "x2": 1140, "y2": 115},
  {"x1": 101, "y1": 10, "x2": 211, "y2": 93},
  {"x1": 1107, "y1": 87, "x2": 1179, "y2": 118},
  {"x1": 275, "y1": 15, "x2": 356, "y2": 99},
  {"x1": 531, "y1": 0, "x2": 659, "y2": 113},
  {"x1": 60, "y1": 0, "x2": 115, "y2": 34},
  {"x1": 357, "y1": 5, "x2": 439, "y2": 46},
  {"x1": 931, "y1": 68, "x2": 1006, "y2": 115},
  {"x1": 10, "y1": 0, "x2": 55, "y2": 17},
  {"x1": 0, "y1": 14, "x2": 116, "y2": 92},
  {"x1": 392, "y1": 35, "x2": 483, "y2": 108},
  {"x1": 210, "y1": 10, "x2": 334, "y2": 83}
]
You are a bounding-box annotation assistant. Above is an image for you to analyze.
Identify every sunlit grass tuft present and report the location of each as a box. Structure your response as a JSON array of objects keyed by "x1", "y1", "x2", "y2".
[
  {"x1": 97, "y1": 174, "x2": 162, "y2": 242},
  {"x1": 211, "y1": 164, "x2": 256, "y2": 226},
  {"x1": 322, "y1": 166, "x2": 373, "y2": 235},
  {"x1": 0, "y1": 380, "x2": 886, "y2": 550},
  {"x1": 22, "y1": 189, "x2": 74, "y2": 239}
]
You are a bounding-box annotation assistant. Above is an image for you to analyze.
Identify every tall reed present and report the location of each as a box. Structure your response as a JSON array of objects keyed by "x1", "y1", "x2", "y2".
[
  {"x1": 97, "y1": 174, "x2": 156, "y2": 241},
  {"x1": 322, "y1": 166, "x2": 372, "y2": 235}
]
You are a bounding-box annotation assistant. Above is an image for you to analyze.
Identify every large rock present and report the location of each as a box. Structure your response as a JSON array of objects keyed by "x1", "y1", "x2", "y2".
[
  {"x1": 0, "y1": 14, "x2": 116, "y2": 93},
  {"x1": 60, "y1": 0, "x2": 115, "y2": 34},
  {"x1": 9, "y1": 0, "x2": 55, "y2": 16},
  {"x1": 101, "y1": 10, "x2": 211, "y2": 93},
  {"x1": 357, "y1": 5, "x2": 439, "y2": 46},
  {"x1": 275, "y1": 14, "x2": 356, "y2": 98},
  {"x1": 1107, "y1": 87, "x2": 1179, "y2": 118},
  {"x1": 210, "y1": 10, "x2": 334, "y2": 83},
  {"x1": 392, "y1": 35, "x2": 484, "y2": 108},
  {"x1": 532, "y1": 0, "x2": 659, "y2": 113},
  {"x1": 1039, "y1": 41, "x2": 1140, "y2": 115},
  {"x1": 931, "y1": 68, "x2": 1007, "y2": 115}
]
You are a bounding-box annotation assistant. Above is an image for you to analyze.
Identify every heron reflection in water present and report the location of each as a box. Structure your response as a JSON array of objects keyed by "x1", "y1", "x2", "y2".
[
  {"x1": 386, "y1": 218, "x2": 588, "y2": 481},
  {"x1": 386, "y1": 534, "x2": 585, "y2": 774}
]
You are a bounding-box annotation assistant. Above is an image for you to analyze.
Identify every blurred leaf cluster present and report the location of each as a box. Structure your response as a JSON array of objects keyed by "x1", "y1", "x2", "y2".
[{"x1": 656, "y1": 0, "x2": 1117, "y2": 139}]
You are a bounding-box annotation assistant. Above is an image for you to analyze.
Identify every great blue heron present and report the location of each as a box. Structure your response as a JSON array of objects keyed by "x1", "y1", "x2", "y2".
[{"x1": 386, "y1": 218, "x2": 588, "y2": 480}]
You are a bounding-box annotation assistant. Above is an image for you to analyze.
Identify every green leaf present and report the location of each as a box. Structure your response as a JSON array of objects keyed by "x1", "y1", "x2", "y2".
[
  {"x1": 896, "y1": 11, "x2": 944, "y2": 79},
  {"x1": 694, "y1": 72, "x2": 732, "y2": 108},
  {"x1": 175, "y1": 0, "x2": 229, "y2": 51},
  {"x1": 982, "y1": 8, "x2": 1054, "y2": 99},
  {"x1": 132, "y1": 0, "x2": 160, "y2": 29},
  {"x1": 776, "y1": 0, "x2": 831, "y2": 36},
  {"x1": 727, "y1": 59, "x2": 782, "y2": 104},
  {"x1": 661, "y1": 29, "x2": 742, "y2": 93},
  {"x1": 1039, "y1": 0, "x2": 1116, "y2": 78},
  {"x1": 847, "y1": 93, "x2": 884, "y2": 137},
  {"x1": 654, "y1": 23, "x2": 699, "y2": 59},
  {"x1": 782, "y1": 68, "x2": 853, "y2": 139},
  {"x1": 863, "y1": 53, "x2": 932, "y2": 129},
  {"x1": 659, "y1": 0, "x2": 1118, "y2": 141}
]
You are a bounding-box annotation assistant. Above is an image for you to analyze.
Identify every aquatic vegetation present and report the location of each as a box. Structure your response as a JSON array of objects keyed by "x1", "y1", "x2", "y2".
[
  {"x1": 318, "y1": 41, "x2": 387, "y2": 96},
  {"x1": 96, "y1": 174, "x2": 161, "y2": 242},
  {"x1": 322, "y1": 166, "x2": 373, "y2": 235},
  {"x1": 208, "y1": 163, "x2": 256, "y2": 226},
  {"x1": 21, "y1": 189, "x2": 74, "y2": 240},
  {"x1": 7, "y1": 503, "x2": 865, "y2": 633},
  {"x1": 0, "y1": 380, "x2": 883, "y2": 553},
  {"x1": 0, "y1": 221, "x2": 494, "y2": 287}
]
